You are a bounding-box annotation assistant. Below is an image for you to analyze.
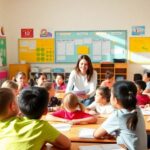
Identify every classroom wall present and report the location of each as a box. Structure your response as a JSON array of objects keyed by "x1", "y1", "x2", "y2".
[{"x1": 2, "y1": 0, "x2": 150, "y2": 80}]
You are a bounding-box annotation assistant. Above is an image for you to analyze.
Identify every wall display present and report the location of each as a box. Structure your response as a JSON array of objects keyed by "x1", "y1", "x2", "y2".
[
  {"x1": 18, "y1": 38, "x2": 54, "y2": 63},
  {"x1": 0, "y1": 37, "x2": 7, "y2": 66},
  {"x1": 129, "y1": 37, "x2": 150, "y2": 63},
  {"x1": 55, "y1": 30, "x2": 127, "y2": 63}
]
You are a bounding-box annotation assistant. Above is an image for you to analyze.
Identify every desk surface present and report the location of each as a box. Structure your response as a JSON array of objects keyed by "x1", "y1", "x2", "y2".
[{"x1": 48, "y1": 117, "x2": 115, "y2": 143}]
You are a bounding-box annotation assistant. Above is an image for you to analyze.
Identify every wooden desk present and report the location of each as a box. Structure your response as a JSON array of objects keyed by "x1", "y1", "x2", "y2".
[
  {"x1": 144, "y1": 116, "x2": 150, "y2": 133},
  {"x1": 48, "y1": 117, "x2": 115, "y2": 143},
  {"x1": 55, "y1": 91, "x2": 65, "y2": 100}
]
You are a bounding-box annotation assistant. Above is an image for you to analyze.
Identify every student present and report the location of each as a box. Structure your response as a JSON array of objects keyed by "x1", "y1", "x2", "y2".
[
  {"x1": 34, "y1": 73, "x2": 48, "y2": 86},
  {"x1": 100, "y1": 71, "x2": 114, "y2": 89},
  {"x1": 143, "y1": 71, "x2": 150, "y2": 95},
  {"x1": 133, "y1": 73, "x2": 142, "y2": 82},
  {"x1": 47, "y1": 92, "x2": 97, "y2": 125},
  {"x1": 0, "y1": 87, "x2": 71, "y2": 150},
  {"x1": 14, "y1": 71, "x2": 29, "y2": 91},
  {"x1": 53, "y1": 73, "x2": 66, "y2": 91},
  {"x1": 41, "y1": 81, "x2": 61, "y2": 111},
  {"x1": 86, "y1": 86, "x2": 114, "y2": 116},
  {"x1": 66, "y1": 55, "x2": 97, "y2": 106},
  {"x1": 135, "y1": 80, "x2": 150, "y2": 107},
  {"x1": 93, "y1": 80, "x2": 147, "y2": 150},
  {"x1": 1, "y1": 80, "x2": 19, "y2": 96}
]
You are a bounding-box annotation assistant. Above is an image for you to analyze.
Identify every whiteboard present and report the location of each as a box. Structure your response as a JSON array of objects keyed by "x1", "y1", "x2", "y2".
[{"x1": 55, "y1": 30, "x2": 127, "y2": 63}]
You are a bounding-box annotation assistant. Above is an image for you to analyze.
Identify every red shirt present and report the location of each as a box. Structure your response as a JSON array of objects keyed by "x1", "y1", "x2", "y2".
[
  {"x1": 52, "y1": 109, "x2": 92, "y2": 120},
  {"x1": 136, "y1": 94, "x2": 150, "y2": 106}
]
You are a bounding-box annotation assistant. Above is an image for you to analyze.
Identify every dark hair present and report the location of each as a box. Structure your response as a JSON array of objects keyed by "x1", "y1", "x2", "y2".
[
  {"x1": 133, "y1": 73, "x2": 142, "y2": 82},
  {"x1": 145, "y1": 72, "x2": 150, "y2": 78},
  {"x1": 97, "y1": 86, "x2": 110, "y2": 102},
  {"x1": 18, "y1": 87, "x2": 49, "y2": 119},
  {"x1": 34, "y1": 73, "x2": 47, "y2": 80},
  {"x1": 135, "y1": 80, "x2": 146, "y2": 91},
  {"x1": 56, "y1": 73, "x2": 65, "y2": 80},
  {"x1": 112, "y1": 80, "x2": 138, "y2": 130},
  {"x1": 105, "y1": 71, "x2": 114, "y2": 79},
  {"x1": 75, "y1": 55, "x2": 93, "y2": 82},
  {"x1": 0, "y1": 88, "x2": 14, "y2": 116}
]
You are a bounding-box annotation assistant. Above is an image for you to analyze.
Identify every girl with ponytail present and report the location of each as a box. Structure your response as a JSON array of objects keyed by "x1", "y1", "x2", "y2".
[{"x1": 94, "y1": 80, "x2": 147, "y2": 150}]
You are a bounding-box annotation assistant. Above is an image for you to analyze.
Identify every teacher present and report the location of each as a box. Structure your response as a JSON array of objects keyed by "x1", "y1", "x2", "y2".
[{"x1": 66, "y1": 55, "x2": 97, "y2": 106}]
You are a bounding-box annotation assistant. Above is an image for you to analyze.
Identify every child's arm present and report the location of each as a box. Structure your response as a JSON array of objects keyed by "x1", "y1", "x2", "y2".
[
  {"x1": 68, "y1": 116, "x2": 97, "y2": 125},
  {"x1": 46, "y1": 114, "x2": 69, "y2": 123},
  {"x1": 50, "y1": 133, "x2": 71, "y2": 149},
  {"x1": 93, "y1": 126, "x2": 107, "y2": 138}
]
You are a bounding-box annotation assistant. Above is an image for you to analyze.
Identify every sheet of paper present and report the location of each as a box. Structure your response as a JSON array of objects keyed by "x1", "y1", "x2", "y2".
[
  {"x1": 101, "y1": 40, "x2": 111, "y2": 55},
  {"x1": 51, "y1": 123, "x2": 72, "y2": 131},
  {"x1": 79, "y1": 128, "x2": 95, "y2": 138},
  {"x1": 57, "y1": 41, "x2": 66, "y2": 55},
  {"x1": 141, "y1": 108, "x2": 150, "y2": 115},
  {"x1": 66, "y1": 41, "x2": 74, "y2": 55},
  {"x1": 93, "y1": 40, "x2": 102, "y2": 55},
  {"x1": 79, "y1": 144, "x2": 122, "y2": 150}
]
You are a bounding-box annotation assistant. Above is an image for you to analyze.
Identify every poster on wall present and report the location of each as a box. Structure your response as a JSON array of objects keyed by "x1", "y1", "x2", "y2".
[
  {"x1": 131, "y1": 26, "x2": 145, "y2": 36},
  {"x1": 21, "y1": 28, "x2": 34, "y2": 38}
]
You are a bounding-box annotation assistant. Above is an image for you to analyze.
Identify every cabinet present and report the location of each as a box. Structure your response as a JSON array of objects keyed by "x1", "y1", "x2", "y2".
[
  {"x1": 93, "y1": 63, "x2": 127, "y2": 85},
  {"x1": 9, "y1": 64, "x2": 30, "y2": 80}
]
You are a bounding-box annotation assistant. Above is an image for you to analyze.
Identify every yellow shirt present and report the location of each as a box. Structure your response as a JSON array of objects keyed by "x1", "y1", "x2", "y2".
[{"x1": 0, "y1": 117, "x2": 60, "y2": 150}]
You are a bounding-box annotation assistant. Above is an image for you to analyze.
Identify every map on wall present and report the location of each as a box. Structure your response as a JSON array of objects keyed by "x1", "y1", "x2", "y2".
[
  {"x1": 55, "y1": 30, "x2": 127, "y2": 63},
  {"x1": 18, "y1": 38, "x2": 54, "y2": 63}
]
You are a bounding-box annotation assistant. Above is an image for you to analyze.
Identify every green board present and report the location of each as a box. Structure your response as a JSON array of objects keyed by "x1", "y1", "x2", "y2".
[
  {"x1": 55, "y1": 30, "x2": 127, "y2": 63},
  {"x1": 0, "y1": 38, "x2": 7, "y2": 65}
]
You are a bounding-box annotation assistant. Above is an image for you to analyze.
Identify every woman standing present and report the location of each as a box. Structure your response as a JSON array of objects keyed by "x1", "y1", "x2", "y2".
[{"x1": 66, "y1": 55, "x2": 97, "y2": 106}]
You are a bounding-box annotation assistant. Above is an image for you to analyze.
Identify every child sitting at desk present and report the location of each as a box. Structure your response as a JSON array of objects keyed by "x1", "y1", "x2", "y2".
[
  {"x1": 34, "y1": 73, "x2": 48, "y2": 86},
  {"x1": 1, "y1": 80, "x2": 19, "y2": 96},
  {"x1": 47, "y1": 92, "x2": 97, "y2": 125},
  {"x1": 135, "y1": 80, "x2": 150, "y2": 107},
  {"x1": 53, "y1": 73, "x2": 66, "y2": 91},
  {"x1": 0, "y1": 87, "x2": 71, "y2": 150},
  {"x1": 86, "y1": 86, "x2": 114, "y2": 117},
  {"x1": 93, "y1": 80, "x2": 147, "y2": 150},
  {"x1": 41, "y1": 81, "x2": 61, "y2": 112},
  {"x1": 14, "y1": 71, "x2": 29, "y2": 92},
  {"x1": 100, "y1": 71, "x2": 114, "y2": 89}
]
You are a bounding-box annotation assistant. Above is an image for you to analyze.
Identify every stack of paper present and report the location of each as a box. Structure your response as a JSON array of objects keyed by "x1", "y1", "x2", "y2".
[
  {"x1": 79, "y1": 144, "x2": 122, "y2": 150},
  {"x1": 51, "y1": 123, "x2": 72, "y2": 131},
  {"x1": 79, "y1": 128, "x2": 95, "y2": 138}
]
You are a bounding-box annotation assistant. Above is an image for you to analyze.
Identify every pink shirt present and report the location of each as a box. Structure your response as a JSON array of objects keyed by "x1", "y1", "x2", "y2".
[
  {"x1": 136, "y1": 93, "x2": 150, "y2": 106},
  {"x1": 52, "y1": 109, "x2": 92, "y2": 120},
  {"x1": 53, "y1": 83, "x2": 66, "y2": 90}
]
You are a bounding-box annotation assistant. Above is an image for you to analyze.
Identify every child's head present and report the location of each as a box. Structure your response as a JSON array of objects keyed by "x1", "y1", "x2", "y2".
[
  {"x1": 55, "y1": 74, "x2": 65, "y2": 86},
  {"x1": 105, "y1": 71, "x2": 114, "y2": 81},
  {"x1": 111, "y1": 80, "x2": 137, "y2": 110},
  {"x1": 143, "y1": 71, "x2": 150, "y2": 82},
  {"x1": 111, "y1": 80, "x2": 138, "y2": 131},
  {"x1": 41, "y1": 82, "x2": 55, "y2": 97},
  {"x1": 62, "y1": 92, "x2": 84, "y2": 112},
  {"x1": 1, "y1": 80, "x2": 19, "y2": 96},
  {"x1": 133, "y1": 73, "x2": 142, "y2": 82},
  {"x1": 135, "y1": 80, "x2": 146, "y2": 94},
  {"x1": 35, "y1": 73, "x2": 47, "y2": 86},
  {"x1": 15, "y1": 72, "x2": 27, "y2": 84},
  {"x1": 0, "y1": 88, "x2": 19, "y2": 120},
  {"x1": 95, "y1": 86, "x2": 110, "y2": 104},
  {"x1": 18, "y1": 87, "x2": 49, "y2": 119}
]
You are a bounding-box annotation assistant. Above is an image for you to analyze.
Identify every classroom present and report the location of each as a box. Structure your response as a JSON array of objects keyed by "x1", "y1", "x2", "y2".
[{"x1": 0, "y1": 0, "x2": 150, "y2": 150}]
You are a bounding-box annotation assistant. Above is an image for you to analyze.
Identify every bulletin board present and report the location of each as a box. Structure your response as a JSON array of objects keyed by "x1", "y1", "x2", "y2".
[
  {"x1": 55, "y1": 30, "x2": 127, "y2": 63},
  {"x1": 18, "y1": 38, "x2": 54, "y2": 63},
  {"x1": 0, "y1": 37, "x2": 7, "y2": 65},
  {"x1": 129, "y1": 37, "x2": 150, "y2": 63}
]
